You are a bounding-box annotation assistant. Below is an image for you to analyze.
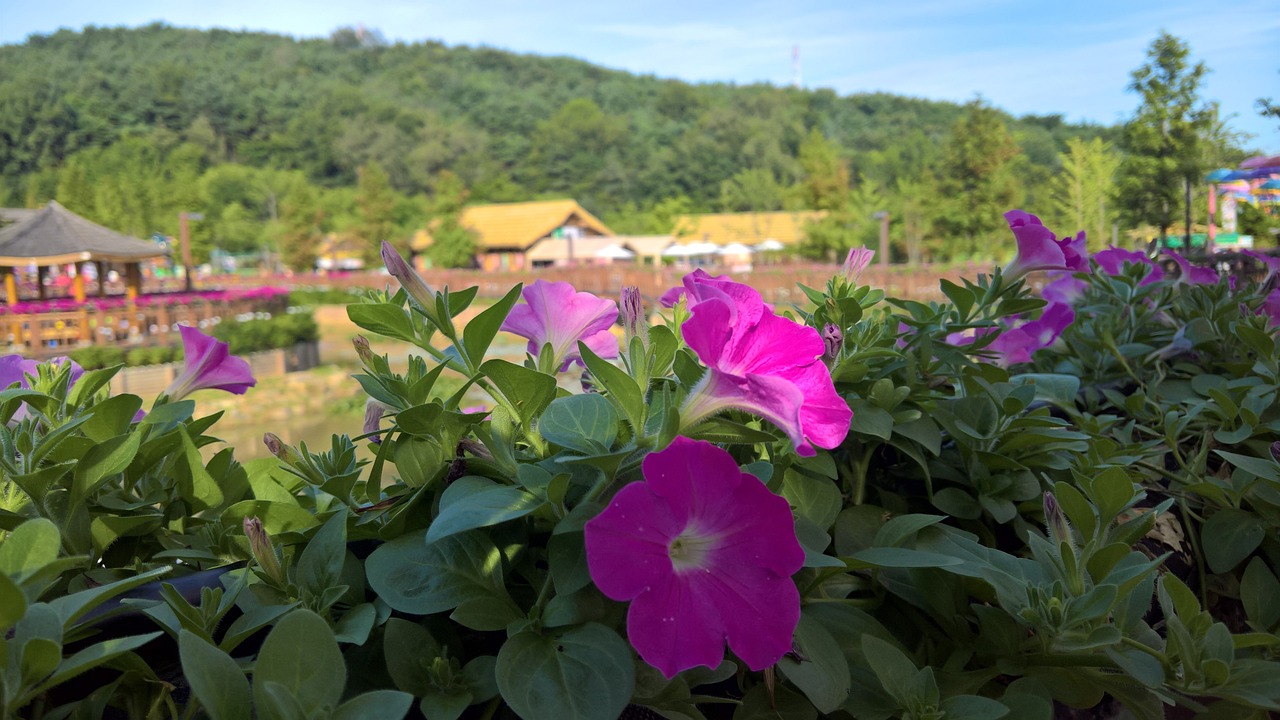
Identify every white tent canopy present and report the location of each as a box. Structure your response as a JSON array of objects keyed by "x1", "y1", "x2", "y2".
[
  {"x1": 717, "y1": 243, "x2": 754, "y2": 255},
  {"x1": 595, "y1": 243, "x2": 636, "y2": 259},
  {"x1": 755, "y1": 239, "x2": 786, "y2": 251}
]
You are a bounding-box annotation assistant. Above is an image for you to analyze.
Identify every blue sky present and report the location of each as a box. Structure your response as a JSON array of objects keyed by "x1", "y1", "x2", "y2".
[{"x1": 2, "y1": 0, "x2": 1277, "y2": 152}]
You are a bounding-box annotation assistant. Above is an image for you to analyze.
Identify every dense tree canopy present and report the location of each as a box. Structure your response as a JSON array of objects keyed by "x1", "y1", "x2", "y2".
[{"x1": 0, "y1": 24, "x2": 1253, "y2": 264}]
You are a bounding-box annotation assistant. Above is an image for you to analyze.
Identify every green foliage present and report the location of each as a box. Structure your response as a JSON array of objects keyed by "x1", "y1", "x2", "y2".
[{"x1": 211, "y1": 311, "x2": 318, "y2": 355}]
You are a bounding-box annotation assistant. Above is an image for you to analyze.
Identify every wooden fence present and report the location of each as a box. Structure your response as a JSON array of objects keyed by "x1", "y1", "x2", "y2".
[{"x1": 3, "y1": 294, "x2": 289, "y2": 359}]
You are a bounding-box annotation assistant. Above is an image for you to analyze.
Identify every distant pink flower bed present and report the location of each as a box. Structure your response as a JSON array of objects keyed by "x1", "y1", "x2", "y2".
[{"x1": 0, "y1": 287, "x2": 289, "y2": 316}]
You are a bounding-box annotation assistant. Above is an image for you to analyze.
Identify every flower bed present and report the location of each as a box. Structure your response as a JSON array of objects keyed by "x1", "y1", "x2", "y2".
[{"x1": 1, "y1": 211, "x2": 1279, "y2": 719}]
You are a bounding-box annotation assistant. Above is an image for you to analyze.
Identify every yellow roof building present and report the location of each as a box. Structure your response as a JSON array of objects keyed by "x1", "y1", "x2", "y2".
[
  {"x1": 672, "y1": 210, "x2": 826, "y2": 247},
  {"x1": 412, "y1": 199, "x2": 613, "y2": 253}
]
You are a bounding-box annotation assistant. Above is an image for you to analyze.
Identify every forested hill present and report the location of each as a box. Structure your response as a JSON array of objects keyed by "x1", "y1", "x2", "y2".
[{"x1": 0, "y1": 23, "x2": 1114, "y2": 263}]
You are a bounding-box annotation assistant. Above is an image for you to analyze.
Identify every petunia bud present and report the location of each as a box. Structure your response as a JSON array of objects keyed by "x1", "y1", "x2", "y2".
[
  {"x1": 620, "y1": 286, "x2": 649, "y2": 349},
  {"x1": 1043, "y1": 492, "x2": 1072, "y2": 547},
  {"x1": 352, "y1": 335, "x2": 375, "y2": 368},
  {"x1": 263, "y1": 432, "x2": 303, "y2": 467},
  {"x1": 381, "y1": 241, "x2": 442, "y2": 326},
  {"x1": 243, "y1": 516, "x2": 285, "y2": 586},
  {"x1": 363, "y1": 399, "x2": 387, "y2": 444},
  {"x1": 1270, "y1": 441, "x2": 1280, "y2": 463},
  {"x1": 822, "y1": 323, "x2": 843, "y2": 360},
  {"x1": 841, "y1": 247, "x2": 874, "y2": 284}
]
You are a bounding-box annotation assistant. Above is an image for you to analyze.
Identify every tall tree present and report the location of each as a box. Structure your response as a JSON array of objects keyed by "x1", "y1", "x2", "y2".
[
  {"x1": 355, "y1": 161, "x2": 397, "y2": 262},
  {"x1": 425, "y1": 171, "x2": 477, "y2": 269},
  {"x1": 938, "y1": 99, "x2": 1023, "y2": 257},
  {"x1": 1115, "y1": 32, "x2": 1212, "y2": 245},
  {"x1": 280, "y1": 185, "x2": 325, "y2": 272},
  {"x1": 1051, "y1": 138, "x2": 1120, "y2": 248},
  {"x1": 719, "y1": 168, "x2": 786, "y2": 212}
]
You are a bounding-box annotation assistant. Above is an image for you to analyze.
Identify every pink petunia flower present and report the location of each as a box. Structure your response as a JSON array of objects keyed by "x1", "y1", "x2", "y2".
[
  {"x1": 1165, "y1": 251, "x2": 1219, "y2": 286},
  {"x1": 985, "y1": 302, "x2": 1076, "y2": 366},
  {"x1": 1002, "y1": 210, "x2": 1088, "y2": 282},
  {"x1": 1041, "y1": 272, "x2": 1088, "y2": 306},
  {"x1": 1093, "y1": 246, "x2": 1160, "y2": 285},
  {"x1": 163, "y1": 325, "x2": 257, "y2": 401},
  {"x1": 584, "y1": 437, "x2": 804, "y2": 678},
  {"x1": 1240, "y1": 249, "x2": 1280, "y2": 284},
  {"x1": 500, "y1": 279, "x2": 619, "y2": 371},
  {"x1": 841, "y1": 246, "x2": 875, "y2": 284},
  {"x1": 675, "y1": 271, "x2": 851, "y2": 456}
]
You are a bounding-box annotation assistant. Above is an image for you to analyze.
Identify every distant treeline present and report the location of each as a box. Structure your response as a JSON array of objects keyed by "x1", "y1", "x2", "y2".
[{"x1": 0, "y1": 24, "x2": 1259, "y2": 267}]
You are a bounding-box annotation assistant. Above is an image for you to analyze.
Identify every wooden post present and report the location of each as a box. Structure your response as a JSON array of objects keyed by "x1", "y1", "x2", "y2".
[
  {"x1": 96, "y1": 262, "x2": 108, "y2": 298},
  {"x1": 180, "y1": 212, "x2": 194, "y2": 292},
  {"x1": 37, "y1": 266, "x2": 48, "y2": 300},
  {"x1": 73, "y1": 267, "x2": 86, "y2": 303},
  {"x1": 125, "y1": 263, "x2": 141, "y2": 302},
  {"x1": 2, "y1": 268, "x2": 16, "y2": 306}
]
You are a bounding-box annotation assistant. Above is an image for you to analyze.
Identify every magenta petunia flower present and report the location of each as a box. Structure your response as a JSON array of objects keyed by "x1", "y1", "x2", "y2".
[
  {"x1": 584, "y1": 437, "x2": 804, "y2": 678},
  {"x1": 1241, "y1": 250, "x2": 1280, "y2": 284},
  {"x1": 500, "y1": 279, "x2": 619, "y2": 371},
  {"x1": 1002, "y1": 210, "x2": 1088, "y2": 282},
  {"x1": 1041, "y1": 272, "x2": 1088, "y2": 306},
  {"x1": 1093, "y1": 246, "x2": 1160, "y2": 285},
  {"x1": 1259, "y1": 289, "x2": 1280, "y2": 327},
  {"x1": 841, "y1": 246, "x2": 875, "y2": 284},
  {"x1": 163, "y1": 325, "x2": 257, "y2": 401},
  {"x1": 675, "y1": 271, "x2": 850, "y2": 456},
  {"x1": 1165, "y1": 251, "x2": 1219, "y2": 286},
  {"x1": 986, "y1": 302, "x2": 1076, "y2": 366}
]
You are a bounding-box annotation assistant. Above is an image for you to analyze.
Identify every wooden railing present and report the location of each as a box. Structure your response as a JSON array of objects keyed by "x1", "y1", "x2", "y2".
[{"x1": 2, "y1": 294, "x2": 288, "y2": 358}]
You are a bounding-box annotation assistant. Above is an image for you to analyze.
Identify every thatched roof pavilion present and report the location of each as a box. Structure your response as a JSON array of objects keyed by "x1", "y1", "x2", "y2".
[{"x1": 0, "y1": 201, "x2": 166, "y2": 304}]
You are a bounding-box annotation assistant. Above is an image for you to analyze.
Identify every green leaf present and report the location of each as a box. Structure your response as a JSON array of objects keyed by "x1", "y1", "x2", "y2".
[
  {"x1": 782, "y1": 470, "x2": 841, "y2": 531},
  {"x1": 1011, "y1": 374, "x2": 1080, "y2": 407},
  {"x1": 938, "y1": 695, "x2": 1010, "y2": 720},
  {"x1": 860, "y1": 635, "x2": 923, "y2": 707},
  {"x1": 848, "y1": 400, "x2": 894, "y2": 440},
  {"x1": 26, "y1": 632, "x2": 163, "y2": 700},
  {"x1": 496, "y1": 623, "x2": 634, "y2": 720},
  {"x1": 179, "y1": 630, "x2": 251, "y2": 720},
  {"x1": 365, "y1": 530, "x2": 521, "y2": 629},
  {"x1": 80, "y1": 394, "x2": 144, "y2": 443},
  {"x1": 1090, "y1": 467, "x2": 1135, "y2": 522},
  {"x1": 777, "y1": 612, "x2": 851, "y2": 713},
  {"x1": 253, "y1": 610, "x2": 345, "y2": 717},
  {"x1": 480, "y1": 359, "x2": 557, "y2": 426},
  {"x1": 427, "y1": 477, "x2": 542, "y2": 544},
  {"x1": 177, "y1": 426, "x2": 223, "y2": 510},
  {"x1": 1202, "y1": 509, "x2": 1266, "y2": 574},
  {"x1": 295, "y1": 510, "x2": 349, "y2": 599},
  {"x1": 463, "y1": 283, "x2": 523, "y2": 365},
  {"x1": 48, "y1": 565, "x2": 171, "y2": 627},
  {"x1": 578, "y1": 341, "x2": 645, "y2": 431},
  {"x1": 331, "y1": 691, "x2": 414, "y2": 720},
  {"x1": 939, "y1": 279, "x2": 975, "y2": 317},
  {"x1": 348, "y1": 303, "x2": 416, "y2": 342},
  {"x1": 538, "y1": 394, "x2": 619, "y2": 454},
  {"x1": 735, "y1": 684, "x2": 817, "y2": 720},
  {"x1": 0, "y1": 573, "x2": 26, "y2": 632},
  {"x1": 847, "y1": 547, "x2": 964, "y2": 569},
  {"x1": 0, "y1": 518, "x2": 61, "y2": 583},
  {"x1": 383, "y1": 618, "x2": 441, "y2": 695},
  {"x1": 220, "y1": 500, "x2": 320, "y2": 535},
  {"x1": 1241, "y1": 558, "x2": 1280, "y2": 630},
  {"x1": 873, "y1": 514, "x2": 945, "y2": 547},
  {"x1": 417, "y1": 691, "x2": 472, "y2": 720},
  {"x1": 71, "y1": 431, "x2": 142, "y2": 504},
  {"x1": 932, "y1": 488, "x2": 982, "y2": 519},
  {"x1": 1215, "y1": 450, "x2": 1280, "y2": 482}
]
